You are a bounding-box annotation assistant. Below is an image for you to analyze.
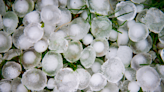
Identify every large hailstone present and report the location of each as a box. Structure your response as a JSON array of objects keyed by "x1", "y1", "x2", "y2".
[
  {"x1": 91, "y1": 16, "x2": 112, "y2": 39},
  {"x1": 68, "y1": 17, "x2": 90, "y2": 41},
  {"x1": 13, "y1": 0, "x2": 34, "y2": 17},
  {"x1": 129, "y1": 35, "x2": 152, "y2": 54},
  {"x1": 92, "y1": 38, "x2": 109, "y2": 57},
  {"x1": 19, "y1": 49, "x2": 41, "y2": 69},
  {"x1": 24, "y1": 23, "x2": 44, "y2": 43},
  {"x1": 11, "y1": 77, "x2": 28, "y2": 92},
  {"x1": 116, "y1": 46, "x2": 133, "y2": 67},
  {"x1": 89, "y1": 73, "x2": 107, "y2": 91},
  {"x1": 0, "y1": 79, "x2": 12, "y2": 92},
  {"x1": 80, "y1": 46, "x2": 96, "y2": 68},
  {"x1": 41, "y1": 5, "x2": 61, "y2": 26},
  {"x1": 101, "y1": 57, "x2": 125, "y2": 83},
  {"x1": 67, "y1": 0, "x2": 86, "y2": 14},
  {"x1": 2, "y1": 61, "x2": 22, "y2": 79},
  {"x1": 86, "y1": 0, "x2": 111, "y2": 15},
  {"x1": 42, "y1": 51, "x2": 63, "y2": 76},
  {"x1": 128, "y1": 23, "x2": 149, "y2": 42},
  {"x1": 34, "y1": 39, "x2": 48, "y2": 53},
  {"x1": 63, "y1": 41, "x2": 83, "y2": 63},
  {"x1": 23, "y1": 11, "x2": 40, "y2": 26},
  {"x1": 3, "y1": 11, "x2": 18, "y2": 34},
  {"x1": 144, "y1": 7, "x2": 164, "y2": 33},
  {"x1": 115, "y1": 1, "x2": 137, "y2": 21},
  {"x1": 55, "y1": 68, "x2": 79, "y2": 92},
  {"x1": 21, "y1": 69, "x2": 47, "y2": 91},
  {"x1": 12, "y1": 26, "x2": 34, "y2": 50},
  {"x1": 136, "y1": 66, "x2": 161, "y2": 91},
  {"x1": 75, "y1": 68, "x2": 91, "y2": 90},
  {"x1": 0, "y1": 31, "x2": 12, "y2": 53},
  {"x1": 131, "y1": 53, "x2": 152, "y2": 70}
]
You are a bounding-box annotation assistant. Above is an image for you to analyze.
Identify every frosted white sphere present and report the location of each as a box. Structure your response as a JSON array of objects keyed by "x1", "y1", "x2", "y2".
[
  {"x1": 93, "y1": 41, "x2": 104, "y2": 53},
  {"x1": 23, "y1": 51, "x2": 36, "y2": 64},
  {"x1": 14, "y1": 0, "x2": 29, "y2": 13},
  {"x1": 34, "y1": 40, "x2": 48, "y2": 53},
  {"x1": 47, "y1": 78, "x2": 55, "y2": 89},
  {"x1": 128, "y1": 81, "x2": 140, "y2": 92},
  {"x1": 82, "y1": 34, "x2": 93, "y2": 45}
]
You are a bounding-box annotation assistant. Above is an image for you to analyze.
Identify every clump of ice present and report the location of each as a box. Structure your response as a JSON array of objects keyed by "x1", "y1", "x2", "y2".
[
  {"x1": 34, "y1": 39, "x2": 48, "y2": 53},
  {"x1": 24, "y1": 23, "x2": 44, "y2": 43},
  {"x1": 23, "y1": 51, "x2": 36, "y2": 64},
  {"x1": 82, "y1": 34, "x2": 93, "y2": 45},
  {"x1": 89, "y1": 73, "x2": 107, "y2": 91},
  {"x1": 136, "y1": 66, "x2": 161, "y2": 91},
  {"x1": 93, "y1": 41, "x2": 104, "y2": 53},
  {"x1": 2, "y1": 61, "x2": 22, "y2": 79},
  {"x1": 128, "y1": 81, "x2": 140, "y2": 92}
]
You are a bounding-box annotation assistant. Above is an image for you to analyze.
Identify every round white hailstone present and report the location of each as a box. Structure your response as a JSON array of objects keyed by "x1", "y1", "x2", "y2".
[
  {"x1": 23, "y1": 51, "x2": 36, "y2": 64},
  {"x1": 117, "y1": 28, "x2": 129, "y2": 46},
  {"x1": 17, "y1": 34, "x2": 34, "y2": 50},
  {"x1": 4, "y1": 66, "x2": 20, "y2": 79},
  {"x1": 70, "y1": 0, "x2": 83, "y2": 9},
  {"x1": 136, "y1": 39, "x2": 148, "y2": 51},
  {"x1": 136, "y1": 66, "x2": 161, "y2": 91},
  {"x1": 26, "y1": 26, "x2": 43, "y2": 42},
  {"x1": 47, "y1": 78, "x2": 55, "y2": 89},
  {"x1": 93, "y1": 41, "x2": 104, "y2": 53},
  {"x1": 0, "y1": 33, "x2": 7, "y2": 47},
  {"x1": 91, "y1": 62, "x2": 101, "y2": 73},
  {"x1": 0, "y1": 82, "x2": 12, "y2": 92},
  {"x1": 82, "y1": 34, "x2": 93, "y2": 45},
  {"x1": 70, "y1": 24, "x2": 81, "y2": 36},
  {"x1": 42, "y1": 9, "x2": 54, "y2": 21},
  {"x1": 127, "y1": 20, "x2": 136, "y2": 28},
  {"x1": 128, "y1": 81, "x2": 140, "y2": 92},
  {"x1": 89, "y1": 73, "x2": 107, "y2": 91},
  {"x1": 43, "y1": 55, "x2": 58, "y2": 71},
  {"x1": 3, "y1": 18, "x2": 14, "y2": 28},
  {"x1": 69, "y1": 44, "x2": 79, "y2": 53},
  {"x1": 34, "y1": 40, "x2": 48, "y2": 53},
  {"x1": 108, "y1": 29, "x2": 118, "y2": 41},
  {"x1": 136, "y1": 4, "x2": 144, "y2": 13},
  {"x1": 14, "y1": 0, "x2": 29, "y2": 13},
  {"x1": 16, "y1": 84, "x2": 28, "y2": 92},
  {"x1": 23, "y1": 11, "x2": 40, "y2": 25}
]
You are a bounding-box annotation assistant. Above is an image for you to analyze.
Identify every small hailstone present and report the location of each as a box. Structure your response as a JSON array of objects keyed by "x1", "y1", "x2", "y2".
[
  {"x1": 136, "y1": 4, "x2": 144, "y2": 13},
  {"x1": 82, "y1": 34, "x2": 93, "y2": 45},
  {"x1": 42, "y1": 51, "x2": 63, "y2": 76},
  {"x1": 2, "y1": 61, "x2": 22, "y2": 79},
  {"x1": 34, "y1": 40, "x2": 48, "y2": 53},
  {"x1": 136, "y1": 66, "x2": 161, "y2": 91},
  {"x1": 108, "y1": 29, "x2": 118, "y2": 41},
  {"x1": 24, "y1": 23, "x2": 44, "y2": 43},
  {"x1": 127, "y1": 20, "x2": 136, "y2": 28},
  {"x1": 89, "y1": 73, "x2": 107, "y2": 91},
  {"x1": 59, "y1": 0, "x2": 67, "y2": 8},
  {"x1": 93, "y1": 41, "x2": 104, "y2": 53},
  {"x1": 16, "y1": 84, "x2": 28, "y2": 92},
  {"x1": 81, "y1": 10, "x2": 88, "y2": 20},
  {"x1": 117, "y1": 27, "x2": 129, "y2": 46},
  {"x1": 91, "y1": 61, "x2": 101, "y2": 73},
  {"x1": 23, "y1": 51, "x2": 36, "y2": 64},
  {"x1": 47, "y1": 78, "x2": 55, "y2": 89},
  {"x1": 128, "y1": 81, "x2": 140, "y2": 92},
  {"x1": 23, "y1": 11, "x2": 40, "y2": 26},
  {"x1": 105, "y1": 47, "x2": 118, "y2": 60},
  {"x1": 14, "y1": 0, "x2": 29, "y2": 13},
  {"x1": 0, "y1": 79, "x2": 12, "y2": 92},
  {"x1": 21, "y1": 69, "x2": 47, "y2": 91}
]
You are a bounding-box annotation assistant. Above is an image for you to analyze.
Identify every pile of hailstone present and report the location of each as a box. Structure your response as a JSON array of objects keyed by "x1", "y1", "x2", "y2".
[{"x1": 0, "y1": 0, "x2": 164, "y2": 92}]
